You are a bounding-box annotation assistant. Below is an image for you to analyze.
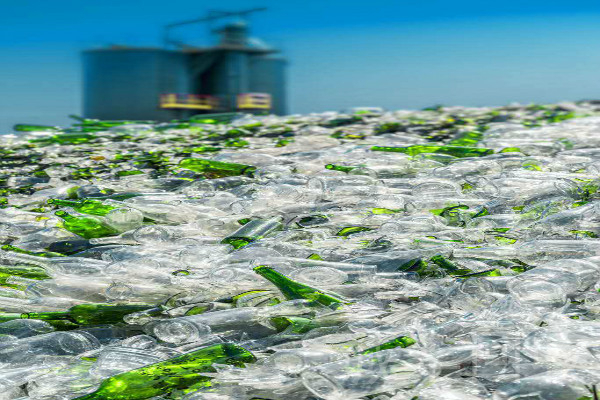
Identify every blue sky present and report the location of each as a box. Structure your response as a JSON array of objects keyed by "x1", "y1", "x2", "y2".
[{"x1": 1, "y1": 0, "x2": 600, "y2": 131}]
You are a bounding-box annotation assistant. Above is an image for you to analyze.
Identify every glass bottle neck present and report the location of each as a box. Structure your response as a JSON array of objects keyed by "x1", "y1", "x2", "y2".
[
  {"x1": 254, "y1": 266, "x2": 294, "y2": 287},
  {"x1": 55, "y1": 211, "x2": 77, "y2": 221},
  {"x1": 23, "y1": 311, "x2": 72, "y2": 321}
]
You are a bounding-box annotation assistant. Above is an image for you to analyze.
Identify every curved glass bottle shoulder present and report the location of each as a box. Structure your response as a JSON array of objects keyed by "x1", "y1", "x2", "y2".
[
  {"x1": 54, "y1": 210, "x2": 118, "y2": 239},
  {"x1": 253, "y1": 265, "x2": 350, "y2": 307},
  {"x1": 48, "y1": 198, "x2": 116, "y2": 216},
  {"x1": 73, "y1": 343, "x2": 255, "y2": 400},
  {"x1": 179, "y1": 158, "x2": 257, "y2": 178}
]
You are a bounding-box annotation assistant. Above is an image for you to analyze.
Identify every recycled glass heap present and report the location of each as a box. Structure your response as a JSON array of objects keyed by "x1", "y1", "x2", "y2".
[{"x1": 1, "y1": 102, "x2": 600, "y2": 399}]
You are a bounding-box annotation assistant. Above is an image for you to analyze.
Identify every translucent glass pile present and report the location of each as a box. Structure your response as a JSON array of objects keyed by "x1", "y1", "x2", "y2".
[{"x1": 1, "y1": 102, "x2": 600, "y2": 399}]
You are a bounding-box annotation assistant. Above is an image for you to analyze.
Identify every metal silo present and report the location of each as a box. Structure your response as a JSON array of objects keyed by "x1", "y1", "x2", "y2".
[
  {"x1": 83, "y1": 48, "x2": 190, "y2": 121},
  {"x1": 82, "y1": 9, "x2": 288, "y2": 120}
]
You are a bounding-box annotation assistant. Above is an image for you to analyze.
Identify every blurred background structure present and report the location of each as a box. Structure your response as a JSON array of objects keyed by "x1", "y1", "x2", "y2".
[
  {"x1": 1, "y1": 0, "x2": 600, "y2": 131},
  {"x1": 84, "y1": 8, "x2": 287, "y2": 120}
]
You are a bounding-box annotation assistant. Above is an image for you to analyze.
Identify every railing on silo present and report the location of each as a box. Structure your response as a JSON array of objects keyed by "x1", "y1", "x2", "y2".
[
  {"x1": 159, "y1": 94, "x2": 219, "y2": 110},
  {"x1": 237, "y1": 93, "x2": 272, "y2": 111}
]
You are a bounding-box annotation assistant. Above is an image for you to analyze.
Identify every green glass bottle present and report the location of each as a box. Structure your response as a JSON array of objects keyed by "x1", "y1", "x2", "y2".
[
  {"x1": 269, "y1": 316, "x2": 320, "y2": 335},
  {"x1": 179, "y1": 158, "x2": 256, "y2": 179},
  {"x1": 371, "y1": 145, "x2": 494, "y2": 158},
  {"x1": 221, "y1": 217, "x2": 283, "y2": 249},
  {"x1": 54, "y1": 210, "x2": 118, "y2": 239},
  {"x1": 429, "y1": 255, "x2": 461, "y2": 273},
  {"x1": 0, "y1": 265, "x2": 50, "y2": 280},
  {"x1": 357, "y1": 335, "x2": 417, "y2": 355},
  {"x1": 13, "y1": 124, "x2": 60, "y2": 132},
  {"x1": 1, "y1": 244, "x2": 65, "y2": 258},
  {"x1": 325, "y1": 164, "x2": 357, "y2": 173},
  {"x1": 73, "y1": 343, "x2": 256, "y2": 400},
  {"x1": 336, "y1": 226, "x2": 373, "y2": 237},
  {"x1": 48, "y1": 198, "x2": 116, "y2": 216},
  {"x1": 30, "y1": 132, "x2": 96, "y2": 145},
  {"x1": 253, "y1": 265, "x2": 351, "y2": 307},
  {"x1": 70, "y1": 115, "x2": 155, "y2": 129},
  {"x1": 0, "y1": 313, "x2": 24, "y2": 323},
  {"x1": 23, "y1": 303, "x2": 153, "y2": 326}
]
